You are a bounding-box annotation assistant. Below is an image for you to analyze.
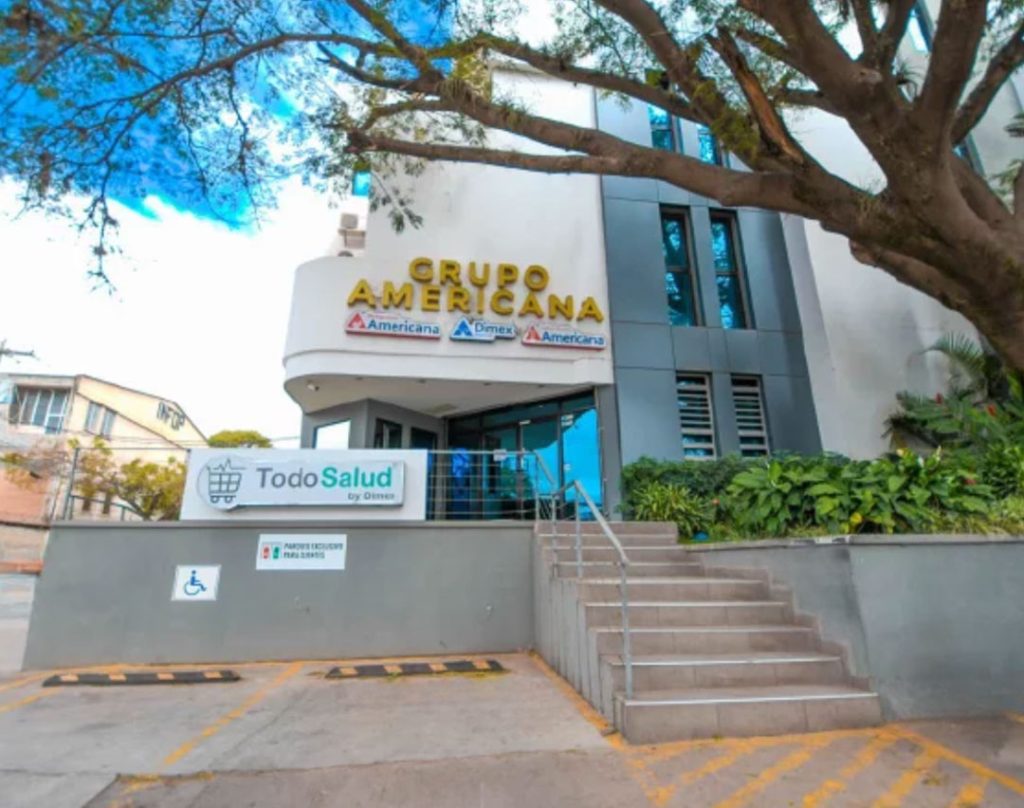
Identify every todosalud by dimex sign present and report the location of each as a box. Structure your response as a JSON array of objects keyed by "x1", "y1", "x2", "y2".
[{"x1": 196, "y1": 454, "x2": 405, "y2": 510}]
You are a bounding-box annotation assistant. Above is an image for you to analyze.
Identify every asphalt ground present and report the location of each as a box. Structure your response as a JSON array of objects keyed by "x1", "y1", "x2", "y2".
[{"x1": 1, "y1": 652, "x2": 1023, "y2": 808}]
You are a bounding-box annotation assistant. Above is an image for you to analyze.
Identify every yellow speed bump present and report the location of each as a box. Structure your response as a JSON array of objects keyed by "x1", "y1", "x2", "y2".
[
  {"x1": 42, "y1": 670, "x2": 241, "y2": 687},
  {"x1": 325, "y1": 659, "x2": 506, "y2": 679}
]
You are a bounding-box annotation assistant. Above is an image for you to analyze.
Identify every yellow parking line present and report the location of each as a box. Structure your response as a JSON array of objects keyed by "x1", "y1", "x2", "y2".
[
  {"x1": 714, "y1": 738, "x2": 833, "y2": 808},
  {"x1": 893, "y1": 726, "x2": 1024, "y2": 798},
  {"x1": 0, "y1": 690, "x2": 57, "y2": 715},
  {"x1": 160, "y1": 662, "x2": 303, "y2": 769},
  {"x1": 870, "y1": 748, "x2": 938, "y2": 808},
  {"x1": 949, "y1": 776, "x2": 987, "y2": 808},
  {"x1": 528, "y1": 653, "x2": 615, "y2": 739},
  {"x1": 1009, "y1": 713, "x2": 1024, "y2": 726},
  {"x1": 0, "y1": 672, "x2": 49, "y2": 694},
  {"x1": 802, "y1": 731, "x2": 899, "y2": 807}
]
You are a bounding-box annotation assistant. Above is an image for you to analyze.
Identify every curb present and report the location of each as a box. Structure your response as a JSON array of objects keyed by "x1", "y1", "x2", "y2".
[
  {"x1": 42, "y1": 670, "x2": 241, "y2": 687},
  {"x1": 325, "y1": 659, "x2": 505, "y2": 679}
]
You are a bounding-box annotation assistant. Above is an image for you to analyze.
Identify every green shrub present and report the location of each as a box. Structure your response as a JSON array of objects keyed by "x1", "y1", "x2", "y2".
[
  {"x1": 725, "y1": 450, "x2": 993, "y2": 536},
  {"x1": 630, "y1": 481, "x2": 712, "y2": 539},
  {"x1": 979, "y1": 442, "x2": 1024, "y2": 497},
  {"x1": 622, "y1": 455, "x2": 753, "y2": 515}
]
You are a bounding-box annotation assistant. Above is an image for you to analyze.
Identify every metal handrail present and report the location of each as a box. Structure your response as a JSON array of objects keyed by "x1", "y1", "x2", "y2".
[{"x1": 546, "y1": 477, "x2": 633, "y2": 699}]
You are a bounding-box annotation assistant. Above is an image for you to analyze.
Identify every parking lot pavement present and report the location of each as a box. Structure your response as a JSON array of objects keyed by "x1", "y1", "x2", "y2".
[{"x1": 1, "y1": 653, "x2": 1023, "y2": 807}]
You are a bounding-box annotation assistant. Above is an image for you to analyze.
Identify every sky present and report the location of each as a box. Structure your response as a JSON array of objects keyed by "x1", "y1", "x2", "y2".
[{"x1": 0, "y1": 180, "x2": 341, "y2": 446}]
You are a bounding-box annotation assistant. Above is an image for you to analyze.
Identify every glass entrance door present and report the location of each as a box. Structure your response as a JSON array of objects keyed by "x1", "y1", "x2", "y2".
[{"x1": 445, "y1": 392, "x2": 602, "y2": 519}]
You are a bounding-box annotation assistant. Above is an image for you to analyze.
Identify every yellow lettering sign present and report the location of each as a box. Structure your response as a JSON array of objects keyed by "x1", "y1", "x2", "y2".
[
  {"x1": 524, "y1": 265, "x2": 550, "y2": 292},
  {"x1": 447, "y1": 286, "x2": 471, "y2": 313},
  {"x1": 468, "y1": 262, "x2": 490, "y2": 288},
  {"x1": 490, "y1": 289, "x2": 514, "y2": 316},
  {"x1": 548, "y1": 294, "x2": 574, "y2": 320},
  {"x1": 422, "y1": 284, "x2": 442, "y2": 312},
  {"x1": 497, "y1": 263, "x2": 518, "y2": 288},
  {"x1": 409, "y1": 257, "x2": 434, "y2": 283},
  {"x1": 347, "y1": 279, "x2": 376, "y2": 307},
  {"x1": 439, "y1": 259, "x2": 462, "y2": 286},
  {"x1": 518, "y1": 292, "x2": 544, "y2": 318},
  {"x1": 577, "y1": 296, "x2": 605, "y2": 323},
  {"x1": 381, "y1": 281, "x2": 413, "y2": 310}
]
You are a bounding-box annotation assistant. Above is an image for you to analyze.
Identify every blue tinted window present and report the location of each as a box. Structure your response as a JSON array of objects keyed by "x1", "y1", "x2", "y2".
[
  {"x1": 907, "y1": 5, "x2": 931, "y2": 52},
  {"x1": 648, "y1": 105, "x2": 675, "y2": 151},
  {"x1": 661, "y1": 212, "x2": 700, "y2": 326},
  {"x1": 352, "y1": 170, "x2": 372, "y2": 197},
  {"x1": 710, "y1": 216, "x2": 749, "y2": 329},
  {"x1": 697, "y1": 125, "x2": 723, "y2": 165}
]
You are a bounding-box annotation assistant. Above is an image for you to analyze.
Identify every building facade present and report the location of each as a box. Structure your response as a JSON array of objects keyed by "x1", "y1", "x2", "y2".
[
  {"x1": 282, "y1": 13, "x2": 1022, "y2": 517},
  {"x1": 0, "y1": 373, "x2": 206, "y2": 529}
]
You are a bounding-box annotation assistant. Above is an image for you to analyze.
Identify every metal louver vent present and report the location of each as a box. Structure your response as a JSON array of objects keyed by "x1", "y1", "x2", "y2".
[
  {"x1": 677, "y1": 374, "x2": 716, "y2": 459},
  {"x1": 731, "y1": 376, "x2": 770, "y2": 457}
]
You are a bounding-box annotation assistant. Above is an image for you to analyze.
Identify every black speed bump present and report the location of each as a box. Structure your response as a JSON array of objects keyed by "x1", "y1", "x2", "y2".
[
  {"x1": 42, "y1": 670, "x2": 241, "y2": 687},
  {"x1": 325, "y1": 659, "x2": 505, "y2": 679}
]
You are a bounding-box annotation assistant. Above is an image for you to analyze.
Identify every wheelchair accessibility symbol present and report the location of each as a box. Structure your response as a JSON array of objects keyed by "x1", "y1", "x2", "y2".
[{"x1": 172, "y1": 565, "x2": 220, "y2": 601}]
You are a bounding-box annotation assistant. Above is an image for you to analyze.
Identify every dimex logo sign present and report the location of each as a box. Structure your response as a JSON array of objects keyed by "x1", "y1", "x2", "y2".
[
  {"x1": 449, "y1": 317, "x2": 517, "y2": 343},
  {"x1": 198, "y1": 455, "x2": 405, "y2": 510}
]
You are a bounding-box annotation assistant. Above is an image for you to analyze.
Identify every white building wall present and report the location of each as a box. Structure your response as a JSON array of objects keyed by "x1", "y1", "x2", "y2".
[{"x1": 785, "y1": 111, "x2": 977, "y2": 457}]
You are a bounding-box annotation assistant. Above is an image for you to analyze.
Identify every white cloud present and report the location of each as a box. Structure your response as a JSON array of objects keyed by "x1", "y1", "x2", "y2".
[{"x1": 0, "y1": 180, "x2": 339, "y2": 445}]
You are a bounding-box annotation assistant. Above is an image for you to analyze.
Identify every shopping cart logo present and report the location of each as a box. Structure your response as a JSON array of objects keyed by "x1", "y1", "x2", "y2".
[{"x1": 199, "y1": 457, "x2": 246, "y2": 510}]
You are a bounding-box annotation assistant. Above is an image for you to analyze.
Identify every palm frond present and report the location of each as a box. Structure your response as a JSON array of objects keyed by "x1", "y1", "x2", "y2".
[{"x1": 924, "y1": 332, "x2": 987, "y2": 394}]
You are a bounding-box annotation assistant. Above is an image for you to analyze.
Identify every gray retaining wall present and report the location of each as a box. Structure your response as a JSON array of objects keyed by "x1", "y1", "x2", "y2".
[
  {"x1": 691, "y1": 536, "x2": 1024, "y2": 720},
  {"x1": 23, "y1": 521, "x2": 533, "y2": 669}
]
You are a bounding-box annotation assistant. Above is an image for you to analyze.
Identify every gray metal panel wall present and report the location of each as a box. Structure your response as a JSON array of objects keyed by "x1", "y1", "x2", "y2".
[
  {"x1": 23, "y1": 522, "x2": 533, "y2": 669},
  {"x1": 597, "y1": 97, "x2": 822, "y2": 472}
]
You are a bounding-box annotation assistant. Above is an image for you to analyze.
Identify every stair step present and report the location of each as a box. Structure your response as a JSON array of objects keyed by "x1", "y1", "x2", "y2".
[
  {"x1": 601, "y1": 652, "x2": 847, "y2": 690},
  {"x1": 594, "y1": 625, "x2": 818, "y2": 655},
  {"x1": 615, "y1": 684, "x2": 882, "y2": 743},
  {"x1": 541, "y1": 534, "x2": 681, "y2": 547},
  {"x1": 581, "y1": 578, "x2": 769, "y2": 602},
  {"x1": 554, "y1": 547, "x2": 695, "y2": 563},
  {"x1": 543, "y1": 522, "x2": 677, "y2": 536},
  {"x1": 556, "y1": 561, "x2": 703, "y2": 578},
  {"x1": 585, "y1": 601, "x2": 791, "y2": 627}
]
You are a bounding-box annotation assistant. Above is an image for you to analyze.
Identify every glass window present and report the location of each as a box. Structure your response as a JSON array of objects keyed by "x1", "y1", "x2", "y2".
[
  {"x1": 352, "y1": 170, "x2": 372, "y2": 198},
  {"x1": 85, "y1": 401, "x2": 100, "y2": 433},
  {"x1": 710, "y1": 214, "x2": 750, "y2": 329},
  {"x1": 44, "y1": 390, "x2": 67, "y2": 434},
  {"x1": 648, "y1": 105, "x2": 676, "y2": 151},
  {"x1": 661, "y1": 211, "x2": 701, "y2": 327},
  {"x1": 100, "y1": 408, "x2": 116, "y2": 438},
  {"x1": 697, "y1": 124, "x2": 724, "y2": 165},
  {"x1": 907, "y1": 4, "x2": 931, "y2": 52},
  {"x1": 373, "y1": 418, "x2": 402, "y2": 449},
  {"x1": 314, "y1": 420, "x2": 350, "y2": 449},
  {"x1": 677, "y1": 375, "x2": 716, "y2": 458}
]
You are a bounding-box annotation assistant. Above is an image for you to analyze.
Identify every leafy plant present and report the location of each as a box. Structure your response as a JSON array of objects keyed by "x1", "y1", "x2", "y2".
[
  {"x1": 630, "y1": 482, "x2": 712, "y2": 540},
  {"x1": 979, "y1": 443, "x2": 1024, "y2": 498},
  {"x1": 208, "y1": 429, "x2": 273, "y2": 448},
  {"x1": 725, "y1": 450, "x2": 993, "y2": 536},
  {"x1": 622, "y1": 455, "x2": 753, "y2": 514}
]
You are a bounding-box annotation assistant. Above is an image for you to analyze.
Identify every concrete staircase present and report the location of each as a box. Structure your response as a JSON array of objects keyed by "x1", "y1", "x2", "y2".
[{"x1": 534, "y1": 521, "x2": 881, "y2": 744}]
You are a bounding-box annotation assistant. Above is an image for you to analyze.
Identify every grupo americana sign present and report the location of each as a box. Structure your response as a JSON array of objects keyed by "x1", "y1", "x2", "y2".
[{"x1": 180, "y1": 449, "x2": 429, "y2": 521}]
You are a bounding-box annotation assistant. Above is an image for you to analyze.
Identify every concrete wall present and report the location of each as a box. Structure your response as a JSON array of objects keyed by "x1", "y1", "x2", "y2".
[
  {"x1": 596, "y1": 98, "x2": 822, "y2": 468},
  {"x1": 692, "y1": 537, "x2": 1024, "y2": 720},
  {"x1": 24, "y1": 521, "x2": 534, "y2": 669}
]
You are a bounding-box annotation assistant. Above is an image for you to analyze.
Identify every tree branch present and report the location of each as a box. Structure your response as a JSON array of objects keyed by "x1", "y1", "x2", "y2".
[
  {"x1": 913, "y1": 0, "x2": 988, "y2": 146},
  {"x1": 875, "y1": 0, "x2": 918, "y2": 67},
  {"x1": 848, "y1": 0, "x2": 880, "y2": 59},
  {"x1": 477, "y1": 35, "x2": 696, "y2": 121},
  {"x1": 952, "y1": 19, "x2": 1024, "y2": 143}
]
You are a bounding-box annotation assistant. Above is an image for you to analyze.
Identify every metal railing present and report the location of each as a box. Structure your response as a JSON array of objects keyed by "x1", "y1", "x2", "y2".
[{"x1": 545, "y1": 463, "x2": 633, "y2": 699}]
